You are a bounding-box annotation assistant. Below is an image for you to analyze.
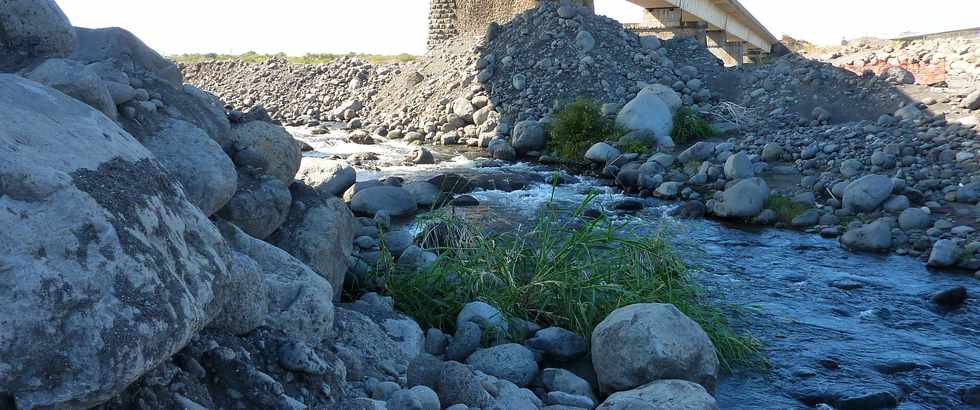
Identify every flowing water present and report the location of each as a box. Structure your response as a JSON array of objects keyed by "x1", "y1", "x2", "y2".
[{"x1": 297, "y1": 127, "x2": 980, "y2": 409}]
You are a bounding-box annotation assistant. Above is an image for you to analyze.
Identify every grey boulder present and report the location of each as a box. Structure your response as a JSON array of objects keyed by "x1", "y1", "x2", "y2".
[
  {"x1": 712, "y1": 177, "x2": 770, "y2": 218},
  {"x1": 206, "y1": 250, "x2": 268, "y2": 336},
  {"x1": 25, "y1": 58, "x2": 116, "y2": 118},
  {"x1": 218, "y1": 220, "x2": 335, "y2": 344},
  {"x1": 350, "y1": 186, "x2": 418, "y2": 217},
  {"x1": 465, "y1": 343, "x2": 539, "y2": 387},
  {"x1": 0, "y1": 74, "x2": 228, "y2": 409},
  {"x1": 596, "y1": 379, "x2": 719, "y2": 410},
  {"x1": 70, "y1": 27, "x2": 182, "y2": 87},
  {"x1": 843, "y1": 175, "x2": 894, "y2": 212},
  {"x1": 0, "y1": 0, "x2": 76, "y2": 63},
  {"x1": 840, "y1": 221, "x2": 893, "y2": 253},
  {"x1": 217, "y1": 174, "x2": 292, "y2": 239},
  {"x1": 142, "y1": 119, "x2": 237, "y2": 216},
  {"x1": 296, "y1": 157, "x2": 356, "y2": 197},
  {"x1": 616, "y1": 88, "x2": 675, "y2": 148},
  {"x1": 591, "y1": 303, "x2": 719, "y2": 394},
  {"x1": 227, "y1": 120, "x2": 302, "y2": 184},
  {"x1": 268, "y1": 183, "x2": 355, "y2": 301},
  {"x1": 512, "y1": 120, "x2": 546, "y2": 154},
  {"x1": 526, "y1": 327, "x2": 587, "y2": 361}
]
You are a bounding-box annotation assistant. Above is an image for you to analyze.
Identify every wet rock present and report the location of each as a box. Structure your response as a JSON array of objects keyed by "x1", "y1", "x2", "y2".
[
  {"x1": 512, "y1": 120, "x2": 546, "y2": 154},
  {"x1": 930, "y1": 286, "x2": 967, "y2": 308},
  {"x1": 466, "y1": 344, "x2": 539, "y2": 387},
  {"x1": 488, "y1": 139, "x2": 517, "y2": 161},
  {"x1": 296, "y1": 157, "x2": 356, "y2": 197},
  {"x1": 350, "y1": 186, "x2": 418, "y2": 217},
  {"x1": 412, "y1": 147, "x2": 435, "y2": 164},
  {"x1": 927, "y1": 239, "x2": 958, "y2": 268},
  {"x1": 840, "y1": 221, "x2": 893, "y2": 253},
  {"x1": 592, "y1": 303, "x2": 718, "y2": 394},
  {"x1": 836, "y1": 391, "x2": 898, "y2": 410},
  {"x1": 596, "y1": 379, "x2": 719, "y2": 410},
  {"x1": 449, "y1": 195, "x2": 480, "y2": 207},
  {"x1": 671, "y1": 200, "x2": 707, "y2": 219},
  {"x1": 404, "y1": 181, "x2": 446, "y2": 208},
  {"x1": 585, "y1": 142, "x2": 622, "y2": 164},
  {"x1": 713, "y1": 177, "x2": 770, "y2": 218}
]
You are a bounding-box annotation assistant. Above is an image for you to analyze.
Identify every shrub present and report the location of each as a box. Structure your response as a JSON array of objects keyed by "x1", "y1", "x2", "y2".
[
  {"x1": 619, "y1": 141, "x2": 651, "y2": 155},
  {"x1": 766, "y1": 195, "x2": 810, "y2": 224},
  {"x1": 369, "y1": 193, "x2": 761, "y2": 369},
  {"x1": 547, "y1": 98, "x2": 624, "y2": 159},
  {"x1": 671, "y1": 107, "x2": 717, "y2": 144}
]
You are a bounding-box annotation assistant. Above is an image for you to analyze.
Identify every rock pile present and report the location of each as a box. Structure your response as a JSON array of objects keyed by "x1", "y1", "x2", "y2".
[
  {"x1": 364, "y1": 1, "x2": 713, "y2": 153},
  {"x1": 812, "y1": 36, "x2": 980, "y2": 87},
  {"x1": 180, "y1": 57, "x2": 400, "y2": 126}
]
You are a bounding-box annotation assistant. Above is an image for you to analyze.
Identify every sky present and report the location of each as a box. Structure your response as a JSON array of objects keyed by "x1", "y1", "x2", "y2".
[{"x1": 56, "y1": 0, "x2": 980, "y2": 56}]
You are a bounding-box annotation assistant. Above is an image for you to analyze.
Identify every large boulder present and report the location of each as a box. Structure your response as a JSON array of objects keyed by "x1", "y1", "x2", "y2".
[
  {"x1": 712, "y1": 177, "x2": 770, "y2": 218},
  {"x1": 142, "y1": 119, "x2": 238, "y2": 216},
  {"x1": 840, "y1": 221, "x2": 893, "y2": 253},
  {"x1": 226, "y1": 121, "x2": 302, "y2": 184},
  {"x1": 0, "y1": 0, "x2": 76, "y2": 67},
  {"x1": 333, "y1": 307, "x2": 411, "y2": 381},
  {"x1": 350, "y1": 186, "x2": 418, "y2": 218},
  {"x1": 206, "y1": 250, "x2": 268, "y2": 336},
  {"x1": 843, "y1": 175, "x2": 894, "y2": 212},
  {"x1": 268, "y1": 183, "x2": 356, "y2": 301},
  {"x1": 616, "y1": 88, "x2": 675, "y2": 148},
  {"x1": 70, "y1": 27, "x2": 181, "y2": 87},
  {"x1": 465, "y1": 344, "x2": 539, "y2": 387},
  {"x1": 25, "y1": 58, "x2": 117, "y2": 118},
  {"x1": 591, "y1": 303, "x2": 719, "y2": 394},
  {"x1": 0, "y1": 74, "x2": 229, "y2": 408},
  {"x1": 511, "y1": 120, "x2": 546, "y2": 154},
  {"x1": 639, "y1": 84, "x2": 682, "y2": 114},
  {"x1": 217, "y1": 220, "x2": 335, "y2": 344},
  {"x1": 596, "y1": 380, "x2": 719, "y2": 410},
  {"x1": 217, "y1": 174, "x2": 291, "y2": 239},
  {"x1": 296, "y1": 157, "x2": 356, "y2": 197}
]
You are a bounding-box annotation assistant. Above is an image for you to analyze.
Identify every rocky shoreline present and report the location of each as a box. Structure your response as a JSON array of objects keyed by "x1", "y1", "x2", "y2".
[{"x1": 2, "y1": 0, "x2": 979, "y2": 409}]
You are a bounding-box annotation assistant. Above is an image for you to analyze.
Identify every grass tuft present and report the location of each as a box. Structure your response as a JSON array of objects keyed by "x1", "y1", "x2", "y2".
[
  {"x1": 766, "y1": 195, "x2": 810, "y2": 224},
  {"x1": 547, "y1": 98, "x2": 625, "y2": 159},
  {"x1": 367, "y1": 192, "x2": 761, "y2": 370},
  {"x1": 672, "y1": 107, "x2": 717, "y2": 145}
]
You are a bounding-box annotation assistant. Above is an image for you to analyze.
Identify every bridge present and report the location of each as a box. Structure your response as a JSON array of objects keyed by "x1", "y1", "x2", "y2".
[{"x1": 427, "y1": 0, "x2": 778, "y2": 66}]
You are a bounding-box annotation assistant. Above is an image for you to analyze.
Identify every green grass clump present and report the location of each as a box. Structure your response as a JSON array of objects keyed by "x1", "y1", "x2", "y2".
[
  {"x1": 766, "y1": 195, "x2": 810, "y2": 224},
  {"x1": 619, "y1": 141, "x2": 651, "y2": 155},
  {"x1": 169, "y1": 51, "x2": 417, "y2": 65},
  {"x1": 547, "y1": 98, "x2": 625, "y2": 159},
  {"x1": 671, "y1": 107, "x2": 717, "y2": 145},
  {"x1": 369, "y1": 193, "x2": 760, "y2": 369}
]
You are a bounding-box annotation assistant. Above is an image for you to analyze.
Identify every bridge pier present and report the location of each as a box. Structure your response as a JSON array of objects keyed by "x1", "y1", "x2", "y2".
[{"x1": 706, "y1": 30, "x2": 746, "y2": 66}]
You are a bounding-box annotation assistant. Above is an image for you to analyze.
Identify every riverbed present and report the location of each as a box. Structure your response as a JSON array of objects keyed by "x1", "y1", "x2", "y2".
[{"x1": 295, "y1": 126, "x2": 980, "y2": 409}]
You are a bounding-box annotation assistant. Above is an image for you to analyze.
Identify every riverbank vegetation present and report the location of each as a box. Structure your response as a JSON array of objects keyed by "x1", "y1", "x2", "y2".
[
  {"x1": 367, "y1": 193, "x2": 761, "y2": 369},
  {"x1": 547, "y1": 98, "x2": 625, "y2": 159},
  {"x1": 672, "y1": 107, "x2": 718, "y2": 144},
  {"x1": 169, "y1": 51, "x2": 417, "y2": 65}
]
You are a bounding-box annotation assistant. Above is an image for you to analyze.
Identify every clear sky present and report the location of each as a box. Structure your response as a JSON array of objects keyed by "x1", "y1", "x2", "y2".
[{"x1": 56, "y1": 0, "x2": 980, "y2": 56}]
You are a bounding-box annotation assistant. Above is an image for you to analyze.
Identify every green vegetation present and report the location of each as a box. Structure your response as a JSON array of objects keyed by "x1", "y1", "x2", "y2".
[
  {"x1": 671, "y1": 107, "x2": 717, "y2": 145},
  {"x1": 547, "y1": 98, "x2": 625, "y2": 159},
  {"x1": 618, "y1": 141, "x2": 651, "y2": 155},
  {"x1": 366, "y1": 193, "x2": 760, "y2": 369},
  {"x1": 168, "y1": 51, "x2": 417, "y2": 65},
  {"x1": 766, "y1": 195, "x2": 810, "y2": 224}
]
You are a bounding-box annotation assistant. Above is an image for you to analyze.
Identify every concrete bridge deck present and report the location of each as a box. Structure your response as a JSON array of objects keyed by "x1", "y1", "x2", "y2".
[{"x1": 624, "y1": 0, "x2": 778, "y2": 65}]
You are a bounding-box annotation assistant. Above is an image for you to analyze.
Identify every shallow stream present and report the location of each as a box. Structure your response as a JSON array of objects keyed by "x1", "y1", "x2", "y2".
[{"x1": 296, "y1": 127, "x2": 980, "y2": 409}]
